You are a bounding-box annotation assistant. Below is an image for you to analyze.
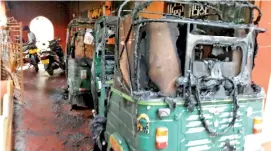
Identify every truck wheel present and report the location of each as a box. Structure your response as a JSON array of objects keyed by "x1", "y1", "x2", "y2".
[
  {"x1": 93, "y1": 142, "x2": 101, "y2": 151},
  {"x1": 92, "y1": 143, "x2": 108, "y2": 151}
]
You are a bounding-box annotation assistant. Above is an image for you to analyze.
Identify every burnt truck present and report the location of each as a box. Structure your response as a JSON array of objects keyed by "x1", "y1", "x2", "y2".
[
  {"x1": 65, "y1": 18, "x2": 96, "y2": 109},
  {"x1": 91, "y1": 1, "x2": 266, "y2": 151}
]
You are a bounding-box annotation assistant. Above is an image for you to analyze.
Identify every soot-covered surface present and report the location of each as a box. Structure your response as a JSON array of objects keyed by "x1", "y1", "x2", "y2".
[{"x1": 13, "y1": 65, "x2": 93, "y2": 151}]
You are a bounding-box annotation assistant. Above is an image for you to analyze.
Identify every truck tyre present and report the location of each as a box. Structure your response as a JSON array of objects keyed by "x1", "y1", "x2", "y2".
[{"x1": 93, "y1": 142, "x2": 107, "y2": 151}]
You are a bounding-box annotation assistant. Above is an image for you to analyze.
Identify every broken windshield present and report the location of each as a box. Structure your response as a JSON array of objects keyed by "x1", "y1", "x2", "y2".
[
  {"x1": 115, "y1": 1, "x2": 264, "y2": 99},
  {"x1": 135, "y1": 22, "x2": 246, "y2": 97}
]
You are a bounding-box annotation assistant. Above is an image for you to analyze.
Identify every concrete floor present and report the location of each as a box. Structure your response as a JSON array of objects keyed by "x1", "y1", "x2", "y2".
[{"x1": 13, "y1": 65, "x2": 93, "y2": 151}]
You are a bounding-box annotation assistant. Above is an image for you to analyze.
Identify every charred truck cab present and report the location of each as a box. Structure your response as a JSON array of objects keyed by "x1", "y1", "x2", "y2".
[
  {"x1": 91, "y1": 16, "x2": 118, "y2": 116},
  {"x1": 65, "y1": 18, "x2": 96, "y2": 109},
  {"x1": 91, "y1": 1, "x2": 266, "y2": 151}
]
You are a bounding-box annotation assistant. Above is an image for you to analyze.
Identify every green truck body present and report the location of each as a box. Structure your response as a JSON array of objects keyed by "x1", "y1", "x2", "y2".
[
  {"x1": 106, "y1": 88, "x2": 264, "y2": 151},
  {"x1": 91, "y1": 1, "x2": 266, "y2": 151},
  {"x1": 91, "y1": 16, "x2": 117, "y2": 116}
]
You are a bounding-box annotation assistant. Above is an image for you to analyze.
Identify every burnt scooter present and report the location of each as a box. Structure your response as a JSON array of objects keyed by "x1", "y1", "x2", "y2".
[{"x1": 40, "y1": 39, "x2": 65, "y2": 75}]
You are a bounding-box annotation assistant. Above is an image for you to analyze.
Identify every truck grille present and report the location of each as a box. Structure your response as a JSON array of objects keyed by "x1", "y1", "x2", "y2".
[{"x1": 181, "y1": 104, "x2": 245, "y2": 151}]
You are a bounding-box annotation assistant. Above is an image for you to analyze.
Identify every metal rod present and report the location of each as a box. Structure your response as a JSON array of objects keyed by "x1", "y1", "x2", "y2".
[
  {"x1": 118, "y1": 0, "x2": 131, "y2": 17},
  {"x1": 133, "y1": 18, "x2": 265, "y2": 32}
]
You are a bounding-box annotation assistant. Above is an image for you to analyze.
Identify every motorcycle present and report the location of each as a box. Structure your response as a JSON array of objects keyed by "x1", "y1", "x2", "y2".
[
  {"x1": 39, "y1": 39, "x2": 65, "y2": 76},
  {"x1": 23, "y1": 45, "x2": 40, "y2": 72}
]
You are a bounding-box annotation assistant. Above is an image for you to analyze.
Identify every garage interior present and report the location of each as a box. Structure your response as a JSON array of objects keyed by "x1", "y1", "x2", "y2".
[{"x1": 0, "y1": 1, "x2": 271, "y2": 151}]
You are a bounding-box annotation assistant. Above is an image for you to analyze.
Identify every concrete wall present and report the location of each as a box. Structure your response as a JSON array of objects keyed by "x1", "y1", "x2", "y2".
[{"x1": 253, "y1": 1, "x2": 271, "y2": 93}]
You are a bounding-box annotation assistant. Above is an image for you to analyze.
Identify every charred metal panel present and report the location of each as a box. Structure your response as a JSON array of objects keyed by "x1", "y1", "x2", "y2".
[
  {"x1": 232, "y1": 49, "x2": 242, "y2": 76},
  {"x1": 118, "y1": 14, "x2": 135, "y2": 92},
  {"x1": 105, "y1": 91, "x2": 137, "y2": 150},
  {"x1": 193, "y1": 61, "x2": 241, "y2": 78},
  {"x1": 185, "y1": 33, "x2": 248, "y2": 80}
]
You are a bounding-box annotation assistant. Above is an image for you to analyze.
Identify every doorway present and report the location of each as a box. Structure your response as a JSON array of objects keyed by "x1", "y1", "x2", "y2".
[{"x1": 29, "y1": 16, "x2": 54, "y2": 50}]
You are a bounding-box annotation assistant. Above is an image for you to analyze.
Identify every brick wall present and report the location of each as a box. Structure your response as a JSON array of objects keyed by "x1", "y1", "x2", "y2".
[{"x1": 253, "y1": 1, "x2": 271, "y2": 92}]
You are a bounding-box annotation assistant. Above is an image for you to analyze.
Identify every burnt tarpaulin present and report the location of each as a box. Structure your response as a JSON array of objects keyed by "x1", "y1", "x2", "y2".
[{"x1": 145, "y1": 23, "x2": 181, "y2": 96}]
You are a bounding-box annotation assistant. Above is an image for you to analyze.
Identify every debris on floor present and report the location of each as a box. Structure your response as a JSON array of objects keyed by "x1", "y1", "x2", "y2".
[{"x1": 13, "y1": 68, "x2": 93, "y2": 151}]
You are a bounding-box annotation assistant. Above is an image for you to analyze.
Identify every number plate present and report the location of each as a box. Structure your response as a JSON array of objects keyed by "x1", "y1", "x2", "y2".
[
  {"x1": 41, "y1": 59, "x2": 49, "y2": 64},
  {"x1": 29, "y1": 49, "x2": 38, "y2": 54}
]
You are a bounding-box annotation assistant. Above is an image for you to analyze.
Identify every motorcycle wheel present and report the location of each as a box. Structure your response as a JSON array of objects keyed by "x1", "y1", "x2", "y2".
[
  {"x1": 46, "y1": 64, "x2": 54, "y2": 76},
  {"x1": 31, "y1": 55, "x2": 39, "y2": 72},
  {"x1": 60, "y1": 63, "x2": 65, "y2": 70},
  {"x1": 34, "y1": 64, "x2": 39, "y2": 72}
]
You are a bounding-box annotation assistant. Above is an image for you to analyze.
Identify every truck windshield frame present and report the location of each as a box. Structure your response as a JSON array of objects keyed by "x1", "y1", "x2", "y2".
[
  {"x1": 115, "y1": 0, "x2": 265, "y2": 99},
  {"x1": 132, "y1": 21, "x2": 249, "y2": 90}
]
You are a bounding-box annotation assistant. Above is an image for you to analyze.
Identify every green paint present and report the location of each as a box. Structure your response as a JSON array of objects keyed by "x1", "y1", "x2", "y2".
[
  {"x1": 92, "y1": 16, "x2": 118, "y2": 116},
  {"x1": 111, "y1": 87, "x2": 264, "y2": 106},
  {"x1": 107, "y1": 89, "x2": 264, "y2": 151},
  {"x1": 105, "y1": 80, "x2": 114, "y2": 85},
  {"x1": 108, "y1": 132, "x2": 129, "y2": 151},
  {"x1": 111, "y1": 87, "x2": 136, "y2": 103}
]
